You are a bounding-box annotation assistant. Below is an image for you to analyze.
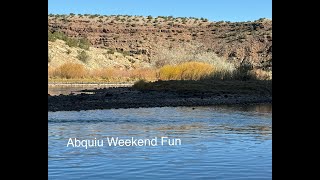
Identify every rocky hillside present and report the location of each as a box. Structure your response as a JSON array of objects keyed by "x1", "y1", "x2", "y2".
[
  {"x1": 48, "y1": 39, "x2": 151, "y2": 70},
  {"x1": 48, "y1": 14, "x2": 272, "y2": 70}
]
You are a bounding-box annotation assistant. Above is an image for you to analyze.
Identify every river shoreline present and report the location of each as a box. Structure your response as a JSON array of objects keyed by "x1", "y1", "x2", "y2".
[
  {"x1": 48, "y1": 82, "x2": 133, "y2": 86},
  {"x1": 48, "y1": 80, "x2": 272, "y2": 112}
]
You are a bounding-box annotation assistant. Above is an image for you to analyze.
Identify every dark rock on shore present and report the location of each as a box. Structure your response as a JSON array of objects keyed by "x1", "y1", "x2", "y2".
[{"x1": 48, "y1": 80, "x2": 272, "y2": 111}]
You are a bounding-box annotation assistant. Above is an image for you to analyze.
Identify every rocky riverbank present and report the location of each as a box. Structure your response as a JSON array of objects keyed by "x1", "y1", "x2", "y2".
[{"x1": 48, "y1": 80, "x2": 272, "y2": 111}]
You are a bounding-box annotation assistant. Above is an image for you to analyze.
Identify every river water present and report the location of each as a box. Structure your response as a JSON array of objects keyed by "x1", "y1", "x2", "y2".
[
  {"x1": 48, "y1": 84, "x2": 132, "y2": 95},
  {"x1": 48, "y1": 104, "x2": 272, "y2": 179}
]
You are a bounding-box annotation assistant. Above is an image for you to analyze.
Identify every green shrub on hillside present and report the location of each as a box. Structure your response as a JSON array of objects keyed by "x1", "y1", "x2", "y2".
[
  {"x1": 48, "y1": 31, "x2": 56, "y2": 41},
  {"x1": 77, "y1": 50, "x2": 89, "y2": 63},
  {"x1": 78, "y1": 38, "x2": 91, "y2": 50},
  {"x1": 65, "y1": 38, "x2": 78, "y2": 48},
  {"x1": 48, "y1": 31, "x2": 91, "y2": 50}
]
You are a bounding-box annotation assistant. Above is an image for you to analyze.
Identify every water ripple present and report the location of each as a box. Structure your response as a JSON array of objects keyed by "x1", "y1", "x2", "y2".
[{"x1": 49, "y1": 105, "x2": 272, "y2": 180}]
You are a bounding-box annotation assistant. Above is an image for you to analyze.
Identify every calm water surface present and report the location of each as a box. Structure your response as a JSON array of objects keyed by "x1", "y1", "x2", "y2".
[
  {"x1": 48, "y1": 104, "x2": 272, "y2": 180},
  {"x1": 48, "y1": 84, "x2": 132, "y2": 95}
]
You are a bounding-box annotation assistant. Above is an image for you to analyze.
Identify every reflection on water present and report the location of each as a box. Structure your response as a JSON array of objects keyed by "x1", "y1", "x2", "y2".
[
  {"x1": 48, "y1": 84, "x2": 132, "y2": 95},
  {"x1": 49, "y1": 104, "x2": 272, "y2": 180}
]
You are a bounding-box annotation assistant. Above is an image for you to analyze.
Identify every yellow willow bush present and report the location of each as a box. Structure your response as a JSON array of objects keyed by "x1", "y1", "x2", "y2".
[
  {"x1": 53, "y1": 63, "x2": 87, "y2": 79},
  {"x1": 159, "y1": 62, "x2": 214, "y2": 80}
]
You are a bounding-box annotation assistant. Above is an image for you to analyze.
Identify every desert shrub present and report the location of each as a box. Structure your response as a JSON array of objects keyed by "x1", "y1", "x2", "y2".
[
  {"x1": 77, "y1": 50, "x2": 89, "y2": 63},
  {"x1": 53, "y1": 63, "x2": 86, "y2": 79},
  {"x1": 66, "y1": 49, "x2": 72, "y2": 54},
  {"x1": 106, "y1": 49, "x2": 115, "y2": 54},
  {"x1": 238, "y1": 33, "x2": 247, "y2": 39},
  {"x1": 232, "y1": 61, "x2": 256, "y2": 80},
  {"x1": 48, "y1": 31, "x2": 91, "y2": 50},
  {"x1": 54, "y1": 31, "x2": 67, "y2": 41},
  {"x1": 65, "y1": 37, "x2": 91, "y2": 50},
  {"x1": 122, "y1": 51, "x2": 131, "y2": 57},
  {"x1": 65, "y1": 38, "x2": 78, "y2": 48},
  {"x1": 48, "y1": 31, "x2": 67, "y2": 41},
  {"x1": 78, "y1": 38, "x2": 90, "y2": 50},
  {"x1": 152, "y1": 42, "x2": 235, "y2": 74},
  {"x1": 48, "y1": 31, "x2": 56, "y2": 41},
  {"x1": 159, "y1": 62, "x2": 214, "y2": 80},
  {"x1": 208, "y1": 61, "x2": 257, "y2": 80}
]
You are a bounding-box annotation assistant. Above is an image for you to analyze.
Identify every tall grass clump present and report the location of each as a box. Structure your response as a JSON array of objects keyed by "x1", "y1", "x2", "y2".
[
  {"x1": 130, "y1": 68, "x2": 157, "y2": 80},
  {"x1": 84, "y1": 67, "x2": 157, "y2": 82},
  {"x1": 209, "y1": 61, "x2": 263, "y2": 80},
  {"x1": 89, "y1": 68, "x2": 116, "y2": 80},
  {"x1": 159, "y1": 62, "x2": 214, "y2": 80},
  {"x1": 53, "y1": 63, "x2": 86, "y2": 79}
]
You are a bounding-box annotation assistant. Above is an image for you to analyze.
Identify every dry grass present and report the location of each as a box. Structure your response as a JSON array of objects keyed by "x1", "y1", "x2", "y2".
[
  {"x1": 51, "y1": 63, "x2": 86, "y2": 79},
  {"x1": 152, "y1": 42, "x2": 235, "y2": 72},
  {"x1": 49, "y1": 63, "x2": 157, "y2": 82},
  {"x1": 252, "y1": 69, "x2": 272, "y2": 80},
  {"x1": 88, "y1": 68, "x2": 157, "y2": 81},
  {"x1": 48, "y1": 61, "x2": 269, "y2": 83},
  {"x1": 159, "y1": 62, "x2": 214, "y2": 80},
  {"x1": 130, "y1": 68, "x2": 157, "y2": 80}
]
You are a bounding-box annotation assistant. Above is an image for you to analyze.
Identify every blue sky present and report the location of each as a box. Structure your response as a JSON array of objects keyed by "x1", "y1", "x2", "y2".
[{"x1": 48, "y1": 0, "x2": 271, "y2": 22}]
